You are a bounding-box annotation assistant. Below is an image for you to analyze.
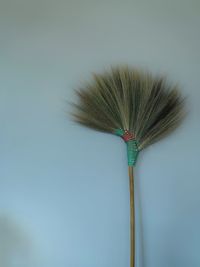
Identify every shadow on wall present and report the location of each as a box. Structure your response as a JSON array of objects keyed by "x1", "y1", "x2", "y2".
[{"x1": 0, "y1": 215, "x2": 34, "y2": 267}]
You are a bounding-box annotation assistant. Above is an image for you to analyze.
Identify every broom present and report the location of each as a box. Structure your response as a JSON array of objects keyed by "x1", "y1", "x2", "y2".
[{"x1": 71, "y1": 66, "x2": 184, "y2": 267}]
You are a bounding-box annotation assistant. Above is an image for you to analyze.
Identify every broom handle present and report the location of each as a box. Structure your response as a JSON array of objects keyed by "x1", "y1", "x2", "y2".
[{"x1": 129, "y1": 166, "x2": 135, "y2": 267}]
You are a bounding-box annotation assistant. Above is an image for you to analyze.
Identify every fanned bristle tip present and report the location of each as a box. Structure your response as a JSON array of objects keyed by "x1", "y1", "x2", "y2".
[{"x1": 71, "y1": 66, "x2": 185, "y2": 150}]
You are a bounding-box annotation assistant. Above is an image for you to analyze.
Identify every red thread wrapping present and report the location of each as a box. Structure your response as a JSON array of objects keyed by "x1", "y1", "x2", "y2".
[{"x1": 122, "y1": 130, "x2": 135, "y2": 142}]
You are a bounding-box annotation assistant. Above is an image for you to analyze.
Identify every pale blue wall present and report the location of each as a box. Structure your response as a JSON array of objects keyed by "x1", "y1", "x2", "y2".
[{"x1": 0, "y1": 1, "x2": 200, "y2": 267}]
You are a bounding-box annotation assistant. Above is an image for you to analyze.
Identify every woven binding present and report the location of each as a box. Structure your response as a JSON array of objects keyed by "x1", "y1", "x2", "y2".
[{"x1": 114, "y1": 129, "x2": 139, "y2": 166}]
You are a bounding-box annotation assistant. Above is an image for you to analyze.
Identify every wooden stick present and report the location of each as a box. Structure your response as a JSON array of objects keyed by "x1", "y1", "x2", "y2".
[{"x1": 129, "y1": 166, "x2": 135, "y2": 267}]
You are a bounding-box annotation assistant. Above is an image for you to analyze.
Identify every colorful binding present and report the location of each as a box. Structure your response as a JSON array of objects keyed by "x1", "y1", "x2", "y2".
[{"x1": 114, "y1": 129, "x2": 139, "y2": 166}]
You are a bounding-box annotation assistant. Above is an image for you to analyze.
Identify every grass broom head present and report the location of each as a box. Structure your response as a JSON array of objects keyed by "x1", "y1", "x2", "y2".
[{"x1": 72, "y1": 66, "x2": 185, "y2": 165}]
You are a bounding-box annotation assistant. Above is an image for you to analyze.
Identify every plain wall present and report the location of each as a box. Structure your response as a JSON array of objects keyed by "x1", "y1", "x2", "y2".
[{"x1": 0, "y1": 0, "x2": 200, "y2": 266}]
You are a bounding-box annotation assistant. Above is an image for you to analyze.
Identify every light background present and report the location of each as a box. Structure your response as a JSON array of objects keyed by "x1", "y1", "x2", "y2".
[{"x1": 0, "y1": 0, "x2": 200, "y2": 266}]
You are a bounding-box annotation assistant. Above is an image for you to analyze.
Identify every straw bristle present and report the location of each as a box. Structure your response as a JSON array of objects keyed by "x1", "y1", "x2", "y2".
[{"x1": 72, "y1": 66, "x2": 185, "y2": 150}]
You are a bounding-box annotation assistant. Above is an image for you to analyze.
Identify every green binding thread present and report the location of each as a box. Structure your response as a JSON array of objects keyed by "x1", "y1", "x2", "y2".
[
  {"x1": 115, "y1": 128, "x2": 125, "y2": 136},
  {"x1": 114, "y1": 129, "x2": 139, "y2": 166},
  {"x1": 126, "y1": 139, "x2": 139, "y2": 166}
]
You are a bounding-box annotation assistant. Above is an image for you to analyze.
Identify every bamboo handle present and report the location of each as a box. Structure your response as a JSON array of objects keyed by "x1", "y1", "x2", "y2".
[{"x1": 128, "y1": 166, "x2": 135, "y2": 267}]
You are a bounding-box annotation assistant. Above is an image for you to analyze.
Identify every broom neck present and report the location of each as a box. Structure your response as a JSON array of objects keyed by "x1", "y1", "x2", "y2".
[
  {"x1": 114, "y1": 129, "x2": 139, "y2": 166},
  {"x1": 127, "y1": 140, "x2": 139, "y2": 166}
]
